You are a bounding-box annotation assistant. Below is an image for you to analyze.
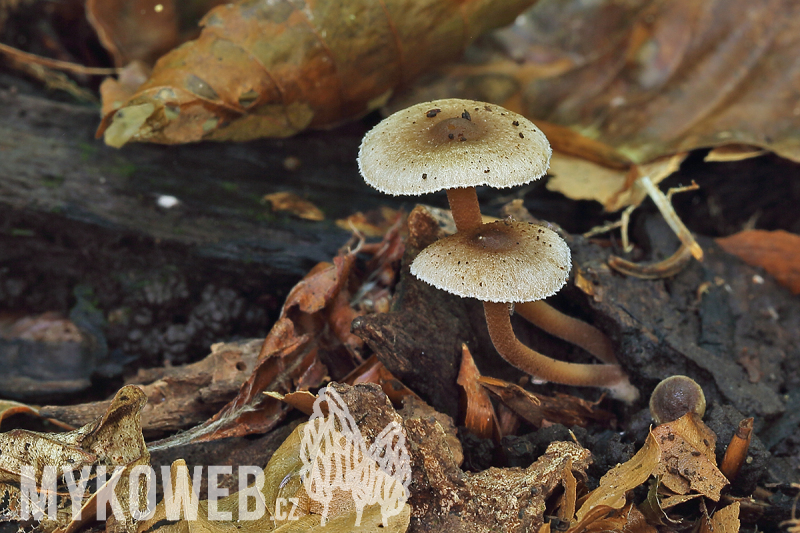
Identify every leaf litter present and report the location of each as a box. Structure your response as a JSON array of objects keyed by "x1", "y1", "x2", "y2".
[{"x1": 1, "y1": 205, "x2": 774, "y2": 533}]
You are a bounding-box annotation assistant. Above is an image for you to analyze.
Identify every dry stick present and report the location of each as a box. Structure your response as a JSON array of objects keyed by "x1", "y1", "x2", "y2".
[
  {"x1": 446, "y1": 187, "x2": 483, "y2": 233},
  {"x1": 608, "y1": 242, "x2": 694, "y2": 280},
  {"x1": 0, "y1": 42, "x2": 119, "y2": 75},
  {"x1": 514, "y1": 300, "x2": 618, "y2": 364},
  {"x1": 483, "y1": 301, "x2": 638, "y2": 402},
  {"x1": 638, "y1": 176, "x2": 703, "y2": 260}
]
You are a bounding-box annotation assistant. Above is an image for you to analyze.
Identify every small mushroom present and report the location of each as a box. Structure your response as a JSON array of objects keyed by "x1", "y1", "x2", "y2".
[
  {"x1": 358, "y1": 98, "x2": 551, "y2": 233},
  {"x1": 649, "y1": 375, "x2": 706, "y2": 424},
  {"x1": 410, "y1": 219, "x2": 639, "y2": 402}
]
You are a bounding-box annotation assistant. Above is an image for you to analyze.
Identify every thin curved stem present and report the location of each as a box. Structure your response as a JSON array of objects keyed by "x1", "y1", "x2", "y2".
[
  {"x1": 483, "y1": 301, "x2": 638, "y2": 402},
  {"x1": 515, "y1": 300, "x2": 618, "y2": 364},
  {"x1": 446, "y1": 187, "x2": 483, "y2": 233}
]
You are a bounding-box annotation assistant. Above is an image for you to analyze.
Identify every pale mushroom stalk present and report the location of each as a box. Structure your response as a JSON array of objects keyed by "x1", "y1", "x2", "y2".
[
  {"x1": 484, "y1": 302, "x2": 636, "y2": 399},
  {"x1": 514, "y1": 300, "x2": 618, "y2": 364},
  {"x1": 446, "y1": 187, "x2": 484, "y2": 232}
]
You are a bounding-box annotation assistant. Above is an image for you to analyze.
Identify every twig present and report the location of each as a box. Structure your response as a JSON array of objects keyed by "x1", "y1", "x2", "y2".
[{"x1": 0, "y1": 42, "x2": 119, "y2": 75}]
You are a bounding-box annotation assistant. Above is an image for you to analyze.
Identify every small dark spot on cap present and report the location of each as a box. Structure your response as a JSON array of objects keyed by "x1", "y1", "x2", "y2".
[
  {"x1": 484, "y1": 169, "x2": 490, "y2": 173},
  {"x1": 426, "y1": 108, "x2": 441, "y2": 118},
  {"x1": 422, "y1": 173, "x2": 427, "y2": 180},
  {"x1": 519, "y1": 132, "x2": 525, "y2": 139},
  {"x1": 462, "y1": 110, "x2": 471, "y2": 121},
  {"x1": 448, "y1": 133, "x2": 455, "y2": 140},
  {"x1": 484, "y1": 105, "x2": 492, "y2": 111},
  {"x1": 512, "y1": 120, "x2": 519, "y2": 126}
]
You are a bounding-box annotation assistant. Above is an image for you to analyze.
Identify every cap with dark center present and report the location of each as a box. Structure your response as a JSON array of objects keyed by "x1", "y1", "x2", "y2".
[
  {"x1": 649, "y1": 375, "x2": 706, "y2": 424},
  {"x1": 358, "y1": 99, "x2": 551, "y2": 196},
  {"x1": 408, "y1": 217, "x2": 639, "y2": 403},
  {"x1": 410, "y1": 220, "x2": 570, "y2": 303}
]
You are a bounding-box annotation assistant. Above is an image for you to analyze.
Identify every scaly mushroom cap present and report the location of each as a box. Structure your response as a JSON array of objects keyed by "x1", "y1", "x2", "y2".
[
  {"x1": 358, "y1": 99, "x2": 551, "y2": 195},
  {"x1": 410, "y1": 220, "x2": 571, "y2": 303}
]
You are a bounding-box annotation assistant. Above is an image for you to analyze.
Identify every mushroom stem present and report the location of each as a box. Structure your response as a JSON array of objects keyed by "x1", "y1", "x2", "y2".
[
  {"x1": 514, "y1": 300, "x2": 618, "y2": 364},
  {"x1": 483, "y1": 301, "x2": 639, "y2": 402},
  {"x1": 446, "y1": 187, "x2": 483, "y2": 232}
]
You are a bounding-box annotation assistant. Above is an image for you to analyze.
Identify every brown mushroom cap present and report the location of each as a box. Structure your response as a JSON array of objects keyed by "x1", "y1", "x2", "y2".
[
  {"x1": 410, "y1": 220, "x2": 571, "y2": 303},
  {"x1": 358, "y1": 99, "x2": 551, "y2": 195}
]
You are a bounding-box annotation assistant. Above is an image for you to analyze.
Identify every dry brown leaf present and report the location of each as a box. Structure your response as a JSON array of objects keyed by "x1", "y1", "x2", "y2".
[
  {"x1": 87, "y1": 0, "x2": 180, "y2": 67},
  {"x1": 396, "y1": 0, "x2": 800, "y2": 211},
  {"x1": 262, "y1": 192, "x2": 324, "y2": 222},
  {"x1": 97, "y1": 0, "x2": 538, "y2": 146},
  {"x1": 716, "y1": 230, "x2": 800, "y2": 294},
  {"x1": 148, "y1": 226, "x2": 403, "y2": 448},
  {"x1": 546, "y1": 151, "x2": 686, "y2": 212},
  {"x1": 41, "y1": 339, "x2": 263, "y2": 436},
  {"x1": 0, "y1": 386, "x2": 149, "y2": 533},
  {"x1": 479, "y1": 376, "x2": 614, "y2": 428},
  {"x1": 651, "y1": 413, "x2": 728, "y2": 501},
  {"x1": 345, "y1": 355, "x2": 418, "y2": 406},
  {"x1": 456, "y1": 344, "x2": 500, "y2": 440},
  {"x1": 576, "y1": 432, "x2": 660, "y2": 522},
  {"x1": 335, "y1": 207, "x2": 405, "y2": 238},
  {"x1": 699, "y1": 501, "x2": 740, "y2": 533},
  {"x1": 500, "y1": 0, "x2": 800, "y2": 164}
]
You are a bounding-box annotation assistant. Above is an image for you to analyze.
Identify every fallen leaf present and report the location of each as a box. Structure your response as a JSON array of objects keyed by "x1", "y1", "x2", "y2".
[
  {"x1": 335, "y1": 207, "x2": 405, "y2": 238},
  {"x1": 262, "y1": 192, "x2": 324, "y2": 221},
  {"x1": 577, "y1": 432, "x2": 660, "y2": 521},
  {"x1": 344, "y1": 355, "x2": 419, "y2": 406},
  {"x1": 0, "y1": 386, "x2": 149, "y2": 533},
  {"x1": 97, "y1": 0, "x2": 538, "y2": 146},
  {"x1": 87, "y1": 0, "x2": 181, "y2": 66},
  {"x1": 479, "y1": 376, "x2": 614, "y2": 428},
  {"x1": 40, "y1": 339, "x2": 263, "y2": 436},
  {"x1": 699, "y1": 501, "x2": 740, "y2": 533},
  {"x1": 716, "y1": 229, "x2": 800, "y2": 294},
  {"x1": 457, "y1": 344, "x2": 500, "y2": 440},
  {"x1": 651, "y1": 414, "x2": 728, "y2": 501}
]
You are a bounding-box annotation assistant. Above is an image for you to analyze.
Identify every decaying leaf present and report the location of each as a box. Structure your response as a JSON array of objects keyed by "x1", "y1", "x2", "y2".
[
  {"x1": 577, "y1": 411, "x2": 728, "y2": 528},
  {"x1": 345, "y1": 355, "x2": 419, "y2": 406},
  {"x1": 456, "y1": 343, "x2": 500, "y2": 440},
  {"x1": 262, "y1": 192, "x2": 324, "y2": 221},
  {"x1": 716, "y1": 229, "x2": 800, "y2": 294},
  {"x1": 335, "y1": 207, "x2": 405, "y2": 238},
  {"x1": 0, "y1": 386, "x2": 150, "y2": 533},
  {"x1": 147, "y1": 226, "x2": 403, "y2": 448},
  {"x1": 479, "y1": 376, "x2": 614, "y2": 428},
  {"x1": 651, "y1": 414, "x2": 728, "y2": 501},
  {"x1": 395, "y1": 0, "x2": 800, "y2": 214},
  {"x1": 97, "y1": 0, "x2": 538, "y2": 146},
  {"x1": 577, "y1": 432, "x2": 660, "y2": 522},
  {"x1": 87, "y1": 0, "x2": 180, "y2": 67},
  {"x1": 40, "y1": 339, "x2": 263, "y2": 436},
  {"x1": 699, "y1": 501, "x2": 740, "y2": 533}
]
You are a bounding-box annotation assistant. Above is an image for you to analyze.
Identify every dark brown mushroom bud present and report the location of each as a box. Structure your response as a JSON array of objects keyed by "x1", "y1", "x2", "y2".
[
  {"x1": 649, "y1": 375, "x2": 706, "y2": 424},
  {"x1": 411, "y1": 220, "x2": 639, "y2": 402},
  {"x1": 357, "y1": 98, "x2": 551, "y2": 233}
]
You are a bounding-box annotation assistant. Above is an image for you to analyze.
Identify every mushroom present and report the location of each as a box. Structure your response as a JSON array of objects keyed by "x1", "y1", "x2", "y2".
[
  {"x1": 358, "y1": 98, "x2": 550, "y2": 233},
  {"x1": 410, "y1": 219, "x2": 639, "y2": 402},
  {"x1": 649, "y1": 375, "x2": 706, "y2": 424}
]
